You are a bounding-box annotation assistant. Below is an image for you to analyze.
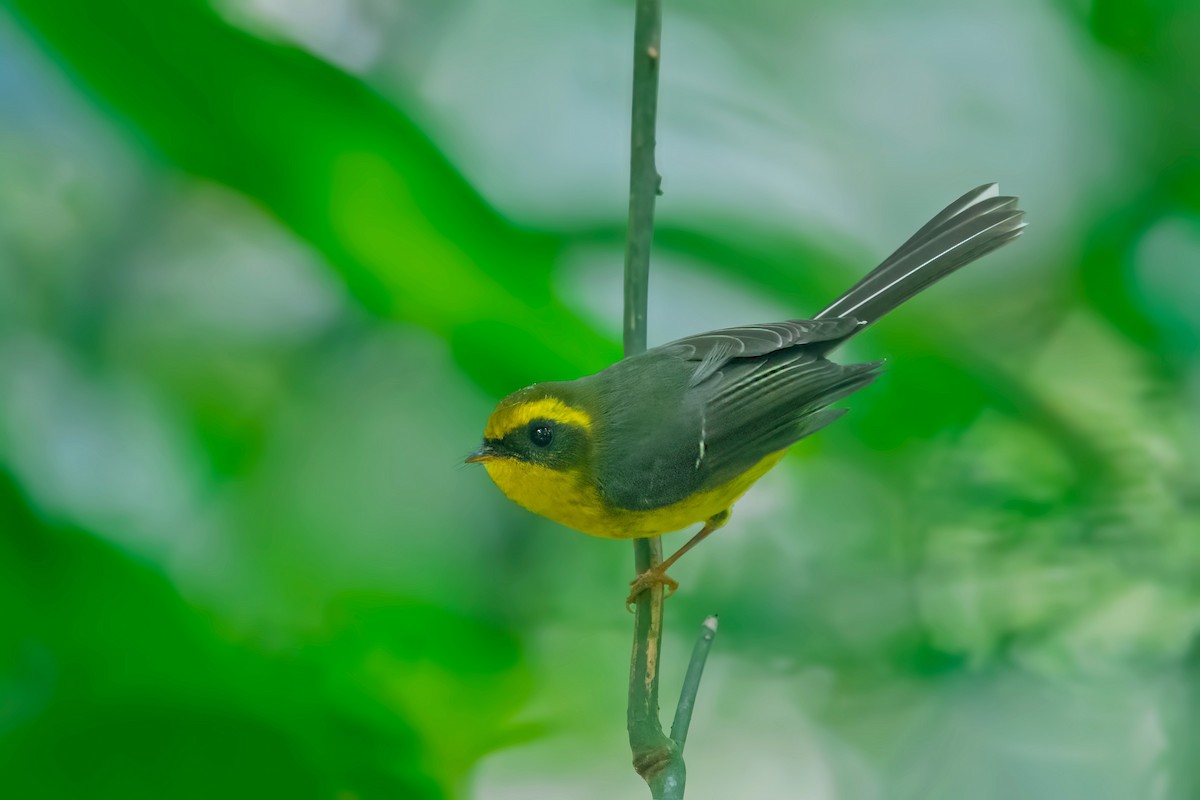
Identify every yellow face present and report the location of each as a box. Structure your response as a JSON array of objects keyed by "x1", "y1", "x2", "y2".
[{"x1": 467, "y1": 387, "x2": 608, "y2": 533}]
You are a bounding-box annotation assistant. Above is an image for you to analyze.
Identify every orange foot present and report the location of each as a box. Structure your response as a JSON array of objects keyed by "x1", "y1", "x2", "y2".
[{"x1": 626, "y1": 566, "x2": 680, "y2": 611}]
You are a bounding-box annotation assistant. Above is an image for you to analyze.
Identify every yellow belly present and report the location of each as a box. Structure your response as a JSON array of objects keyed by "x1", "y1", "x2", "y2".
[{"x1": 482, "y1": 450, "x2": 788, "y2": 538}]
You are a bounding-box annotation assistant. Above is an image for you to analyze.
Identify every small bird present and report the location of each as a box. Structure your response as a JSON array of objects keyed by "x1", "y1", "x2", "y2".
[{"x1": 468, "y1": 184, "x2": 1025, "y2": 605}]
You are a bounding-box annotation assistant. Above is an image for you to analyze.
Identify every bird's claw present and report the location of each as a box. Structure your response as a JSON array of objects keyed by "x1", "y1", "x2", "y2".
[{"x1": 625, "y1": 568, "x2": 680, "y2": 612}]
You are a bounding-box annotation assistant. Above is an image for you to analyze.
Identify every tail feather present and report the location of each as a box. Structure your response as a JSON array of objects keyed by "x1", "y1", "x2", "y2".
[{"x1": 815, "y1": 184, "x2": 1025, "y2": 330}]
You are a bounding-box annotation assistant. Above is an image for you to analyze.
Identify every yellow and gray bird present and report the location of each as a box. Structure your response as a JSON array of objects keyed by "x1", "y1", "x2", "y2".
[{"x1": 468, "y1": 184, "x2": 1025, "y2": 602}]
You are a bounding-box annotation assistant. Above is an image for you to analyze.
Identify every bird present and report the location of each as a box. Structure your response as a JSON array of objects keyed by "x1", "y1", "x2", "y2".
[{"x1": 467, "y1": 184, "x2": 1025, "y2": 606}]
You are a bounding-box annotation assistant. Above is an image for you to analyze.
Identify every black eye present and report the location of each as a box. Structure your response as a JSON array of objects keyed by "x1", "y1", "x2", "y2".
[{"x1": 530, "y1": 424, "x2": 553, "y2": 447}]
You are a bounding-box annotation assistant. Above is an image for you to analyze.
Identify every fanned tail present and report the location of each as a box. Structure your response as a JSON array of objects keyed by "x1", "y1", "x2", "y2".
[{"x1": 815, "y1": 184, "x2": 1025, "y2": 330}]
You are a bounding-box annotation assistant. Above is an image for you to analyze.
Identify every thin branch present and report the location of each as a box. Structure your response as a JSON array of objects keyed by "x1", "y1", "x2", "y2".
[
  {"x1": 670, "y1": 615, "x2": 718, "y2": 751},
  {"x1": 623, "y1": 0, "x2": 662, "y2": 359},
  {"x1": 623, "y1": 0, "x2": 683, "y2": 798},
  {"x1": 628, "y1": 539, "x2": 678, "y2": 798}
]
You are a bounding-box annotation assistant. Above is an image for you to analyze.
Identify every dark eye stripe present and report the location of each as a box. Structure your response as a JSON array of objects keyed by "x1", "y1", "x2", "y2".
[{"x1": 495, "y1": 419, "x2": 585, "y2": 465}]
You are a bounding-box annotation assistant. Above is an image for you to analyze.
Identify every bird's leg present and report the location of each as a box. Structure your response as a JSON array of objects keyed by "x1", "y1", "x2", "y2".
[{"x1": 626, "y1": 510, "x2": 730, "y2": 609}]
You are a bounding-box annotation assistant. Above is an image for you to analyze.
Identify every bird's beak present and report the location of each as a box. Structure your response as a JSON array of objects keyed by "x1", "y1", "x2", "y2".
[{"x1": 465, "y1": 442, "x2": 497, "y2": 464}]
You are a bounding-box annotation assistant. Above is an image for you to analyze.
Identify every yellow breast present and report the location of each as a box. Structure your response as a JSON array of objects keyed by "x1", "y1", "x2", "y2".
[{"x1": 482, "y1": 450, "x2": 788, "y2": 539}]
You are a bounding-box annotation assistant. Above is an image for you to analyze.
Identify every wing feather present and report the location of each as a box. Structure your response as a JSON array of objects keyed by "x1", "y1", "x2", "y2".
[
  {"x1": 658, "y1": 317, "x2": 863, "y2": 386},
  {"x1": 697, "y1": 352, "x2": 881, "y2": 484}
]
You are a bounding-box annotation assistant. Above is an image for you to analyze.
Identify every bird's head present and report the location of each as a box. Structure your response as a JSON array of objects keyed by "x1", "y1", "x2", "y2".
[{"x1": 467, "y1": 383, "x2": 594, "y2": 475}]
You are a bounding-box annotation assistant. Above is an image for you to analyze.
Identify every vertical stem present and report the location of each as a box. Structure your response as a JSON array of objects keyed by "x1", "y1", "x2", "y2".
[
  {"x1": 623, "y1": 0, "x2": 682, "y2": 798},
  {"x1": 623, "y1": 0, "x2": 662, "y2": 359},
  {"x1": 629, "y1": 539, "x2": 679, "y2": 798}
]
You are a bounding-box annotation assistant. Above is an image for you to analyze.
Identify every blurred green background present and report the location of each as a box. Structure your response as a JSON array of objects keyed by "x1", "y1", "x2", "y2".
[{"x1": 2, "y1": 0, "x2": 1198, "y2": 797}]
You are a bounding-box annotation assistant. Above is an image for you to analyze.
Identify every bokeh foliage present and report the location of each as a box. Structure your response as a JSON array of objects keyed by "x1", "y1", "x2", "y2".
[{"x1": 1, "y1": 0, "x2": 1198, "y2": 798}]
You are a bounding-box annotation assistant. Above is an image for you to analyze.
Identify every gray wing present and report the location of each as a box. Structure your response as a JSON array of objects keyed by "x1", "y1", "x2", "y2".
[
  {"x1": 597, "y1": 184, "x2": 1024, "y2": 513},
  {"x1": 692, "y1": 348, "x2": 880, "y2": 488},
  {"x1": 659, "y1": 317, "x2": 863, "y2": 385},
  {"x1": 597, "y1": 325, "x2": 877, "y2": 512}
]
